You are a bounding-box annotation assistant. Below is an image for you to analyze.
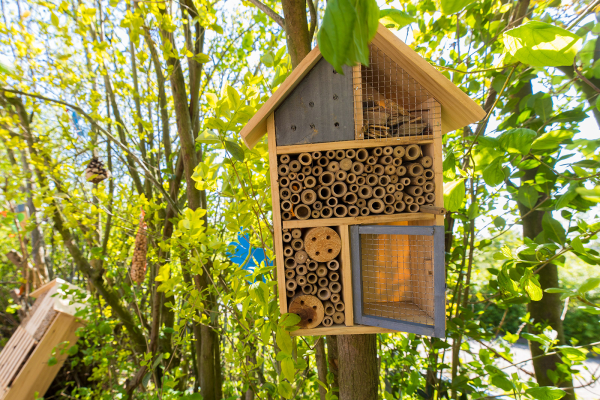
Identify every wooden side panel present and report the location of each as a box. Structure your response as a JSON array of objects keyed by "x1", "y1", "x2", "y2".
[
  {"x1": 268, "y1": 114, "x2": 288, "y2": 314},
  {"x1": 23, "y1": 286, "x2": 58, "y2": 341},
  {"x1": 5, "y1": 313, "x2": 83, "y2": 400},
  {"x1": 338, "y1": 226, "x2": 354, "y2": 326},
  {"x1": 0, "y1": 327, "x2": 37, "y2": 397},
  {"x1": 353, "y1": 65, "x2": 363, "y2": 139}
]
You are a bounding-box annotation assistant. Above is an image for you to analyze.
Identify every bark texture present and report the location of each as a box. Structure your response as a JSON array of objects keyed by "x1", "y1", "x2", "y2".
[
  {"x1": 337, "y1": 334, "x2": 378, "y2": 400},
  {"x1": 316, "y1": 337, "x2": 328, "y2": 400},
  {"x1": 281, "y1": 0, "x2": 311, "y2": 68}
]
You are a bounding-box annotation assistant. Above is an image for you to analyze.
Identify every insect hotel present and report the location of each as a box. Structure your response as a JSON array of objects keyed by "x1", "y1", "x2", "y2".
[
  {"x1": 241, "y1": 25, "x2": 485, "y2": 337},
  {"x1": 0, "y1": 279, "x2": 87, "y2": 400}
]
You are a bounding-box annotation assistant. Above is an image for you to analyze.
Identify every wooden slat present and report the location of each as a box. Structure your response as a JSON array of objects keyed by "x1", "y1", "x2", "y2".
[
  {"x1": 282, "y1": 212, "x2": 436, "y2": 229},
  {"x1": 0, "y1": 327, "x2": 36, "y2": 389},
  {"x1": 338, "y1": 226, "x2": 354, "y2": 326},
  {"x1": 276, "y1": 137, "x2": 433, "y2": 154},
  {"x1": 290, "y1": 324, "x2": 397, "y2": 337},
  {"x1": 268, "y1": 114, "x2": 288, "y2": 315},
  {"x1": 353, "y1": 65, "x2": 364, "y2": 139},
  {"x1": 241, "y1": 47, "x2": 323, "y2": 149}
]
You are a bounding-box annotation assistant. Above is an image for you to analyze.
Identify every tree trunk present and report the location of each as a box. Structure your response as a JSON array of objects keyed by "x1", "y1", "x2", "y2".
[
  {"x1": 316, "y1": 337, "x2": 328, "y2": 400},
  {"x1": 326, "y1": 335, "x2": 339, "y2": 393},
  {"x1": 337, "y1": 335, "x2": 379, "y2": 400},
  {"x1": 282, "y1": 0, "x2": 311, "y2": 68}
]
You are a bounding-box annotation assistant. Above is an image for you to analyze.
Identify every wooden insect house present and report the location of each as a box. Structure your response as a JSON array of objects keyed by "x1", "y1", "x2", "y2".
[
  {"x1": 241, "y1": 25, "x2": 485, "y2": 337},
  {"x1": 0, "y1": 279, "x2": 87, "y2": 400}
]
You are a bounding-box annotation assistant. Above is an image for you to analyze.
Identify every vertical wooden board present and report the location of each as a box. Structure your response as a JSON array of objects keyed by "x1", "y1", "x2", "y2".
[
  {"x1": 5, "y1": 313, "x2": 83, "y2": 400},
  {"x1": 268, "y1": 114, "x2": 288, "y2": 314},
  {"x1": 275, "y1": 58, "x2": 355, "y2": 146},
  {"x1": 0, "y1": 327, "x2": 36, "y2": 391},
  {"x1": 352, "y1": 65, "x2": 363, "y2": 140},
  {"x1": 338, "y1": 225, "x2": 354, "y2": 326}
]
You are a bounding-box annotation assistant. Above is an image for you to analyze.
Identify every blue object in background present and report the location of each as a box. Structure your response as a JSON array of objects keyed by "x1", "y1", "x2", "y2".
[{"x1": 227, "y1": 234, "x2": 270, "y2": 271}]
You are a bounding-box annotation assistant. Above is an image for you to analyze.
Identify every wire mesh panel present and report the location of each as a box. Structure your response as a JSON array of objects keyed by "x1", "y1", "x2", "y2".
[
  {"x1": 353, "y1": 43, "x2": 442, "y2": 141},
  {"x1": 350, "y1": 225, "x2": 445, "y2": 337}
]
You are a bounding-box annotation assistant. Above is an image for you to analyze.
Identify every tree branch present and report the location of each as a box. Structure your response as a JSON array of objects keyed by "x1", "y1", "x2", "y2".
[{"x1": 246, "y1": 0, "x2": 285, "y2": 28}]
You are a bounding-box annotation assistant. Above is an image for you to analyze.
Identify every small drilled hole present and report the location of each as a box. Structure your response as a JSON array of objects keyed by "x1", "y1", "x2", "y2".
[
  {"x1": 308, "y1": 319, "x2": 312, "y2": 322},
  {"x1": 334, "y1": 122, "x2": 339, "y2": 127},
  {"x1": 333, "y1": 94, "x2": 338, "y2": 100},
  {"x1": 316, "y1": 251, "x2": 320, "y2": 256},
  {"x1": 301, "y1": 300, "x2": 304, "y2": 305},
  {"x1": 313, "y1": 306, "x2": 316, "y2": 309},
  {"x1": 328, "y1": 249, "x2": 332, "y2": 253},
  {"x1": 309, "y1": 101, "x2": 314, "y2": 107},
  {"x1": 291, "y1": 125, "x2": 296, "y2": 131},
  {"x1": 310, "y1": 124, "x2": 315, "y2": 129},
  {"x1": 326, "y1": 236, "x2": 330, "y2": 240},
  {"x1": 312, "y1": 237, "x2": 316, "y2": 241}
]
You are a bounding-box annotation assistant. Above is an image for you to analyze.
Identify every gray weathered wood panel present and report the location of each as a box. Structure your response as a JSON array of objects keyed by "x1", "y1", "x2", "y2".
[{"x1": 275, "y1": 58, "x2": 354, "y2": 146}]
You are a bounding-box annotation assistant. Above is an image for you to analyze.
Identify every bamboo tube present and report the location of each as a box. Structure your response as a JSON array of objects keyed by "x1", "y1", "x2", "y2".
[
  {"x1": 425, "y1": 193, "x2": 435, "y2": 203},
  {"x1": 346, "y1": 149, "x2": 356, "y2": 158},
  {"x1": 373, "y1": 164, "x2": 385, "y2": 175},
  {"x1": 302, "y1": 284, "x2": 314, "y2": 295},
  {"x1": 366, "y1": 156, "x2": 378, "y2": 165},
  {"x1": 401, "y1": 177, "x2": 411, "y2": 186},
  {"x1": 349, "y1": 184, "x2": 359, "y2": 193},
  {"x1": 340, "y1": 158, "x2": 353, "y2": 171},
  {"x1": 394, "y1": 191, "x2": 404, "y2": 202},
  {"x1": 295, "y1": 250, "x2": 309, "y2": 264},
  {"x1": 405, "y1": 144, "x2": 420, "y2": 160},
  {"x1": 290, "y1": 160, "x2": 302, "y2": 172},
  {"x1": 335, "y1": 302, "x2": 345, "y2": 312},
  {"x1": 284, "y1": 245, "x2": 294, "y2": 257},
  {"x1": 280, "y1": 154, "x2": 291, "y2": 164},
  {"x1": 368, "y1": 198, "x2": 385, "y2": 214},
  {"x1": 356, "y1": 176, "x2": 366, "y2": 186},
  {"x1": 334, "y1": 205, "x2": 348, "y2": 217},
  {"x1": 289, "y1": 172, "x2": 298, "y2": 180},
  {"x1": 311, "y1": 210, "x2": 320, "y2": 218},
  {"x1": 319, "y1": 171, "x2": 335, "y2": 186},
  {"x1": 296, "y1": 264, "x2": 308, "y2": 275},
  {"x1": 322, "y1": 316, "x2": 333, "y2": 326},
  {"x1": 358, "y1": 185, "x2": 373, "y2": 199},
  {"x1": 423, "y1": 182, "x2": 435, "y2": 193},
  {"x1": 331, "y1": 182, "x2": 348, "y2": 198},
  {"x1": 282, "y1": 212, "x2": 292, "y2": 220},
  {"x1": 384, "y1": 194, "x2": 395, "y2": 205},
  {"x1": 287, "y1": 290, "x2": 295, "y2": 297},
  {"x1": 404, "y1": 195, "x2": 414, "y2": 204},
  {"x1": 424, "y1": 169, "x2": 434, "y2": 180},
  {"x1": 386, "y1": 184, "x2": 396, "y2": 194},
  {"x1": 356, "y1": 148, "x2": 369, "y2": 162},
  {"x1": 318, "y1": 186, "x2": 331, "y2": 200},
  {"x1": 348, "y1": 205, "x2": 359, "y2": 217},
  {"x1": 373, "y1": 147, "x2": 383, "y2": 156},
  {"x1": 290, "y1": 194, "x2": 301, "y2": 204},
  {"x1": 282, "y1": 232, "x2": 292, "y2": 243},
  {"x1": 390, "y1": 175, "x2": 399, "y2": 184},
  {"x1": 312, "y1": 285, "x2": 318, "y2": 295},
  {"x1": 351, "y1": 161, "x2": 365, "y2": 175},
  {"x1": 331, "y1": 293, "x2": 341, "y2": 303},
  {"x1": 380, "y1": 155, "x2": 392, "y2": 165},
  {"x1": 346, "y1": 173, "x2": 357, "y2": 184},
  {"x1": 320, "y1": 206, "x2": 333, "y2": 218},
  {"x1": 329, "y1": 282, "x2": 342, "y2": 294},
  {"x1": 280, "y1": 177, "x2": 290, "y2": 188},
  {"x1": 407, "y1": 163, "x2": 424, "y2": 177},
  {"x1": 327, "y1": 161, "x2": 340, "y2": 172},
  {"x1": 296, "y1": 173, "x2": 305, "y2": 182},
  {"x1": 360, "y1": 207, "x2": 369, "y2": 216},
  {"x1": 291, "y1": 238, "x2": 304, "y2": 251},
  {"x1": 392, "y1": 158, "x2": 402, "y2": 167},
  {"x1": 329, "y1": 271, "x2": 340, "y2": 282},
  {"x1": 286, "y1": 280, "x2": 297, "y2": 291},
  {"x1": 343, "y1": 192, "x2": 358, "y2": 205},
  {"x1": 366, "y1": 174, "x2": 378, "y2": 186},
  {"x1": 316, "y1": 265, "x2": 328, "y2": 277},
  {"x1": 305, "y1": 176, "x2": 317, "y2": 189},
  {"x1": 335, "y1": 170, "x2": 347, "y2": 181},
  {"x1": 326, "y1": 197, "x2": 338, "y2": 207},
  {"x1": 420, "y1": 156, "x2": 433, "y2": 168},
  {"x1": 415, "y1": 196, "x2": 426, "y2": 205},
  {"x1": 378, "y1": 175, "x2": 390, "y2": 186},
  {"x1": 281, "y1": 200, "x2": 293, "y2": 212},
  {"x1": 312, "y1": 151, "x2": 322, "y2": 160},
  {"x1": 313, "y1": 201, "x2": 323, "y2": 210},
  {"x1": 385, "y1": 165, "x2": 396, "y2": 175},
  {"x1": 285, "y1": 269, "x2": 295, "y2": 279},
  {"x1": 396, "y1": 165, "x2": 407, "y2": 176},
  {"x1": 302, "y1": 166, "x2": 312, "y2": 175},
  {"x1": 365, "y1": 165, "x2": 374, "y2": 173},
  {"x1": 384, "y1": 205, "x2": 394, "y2": 214},
  {"x1": 357, "y1": 198, "x2": 366, "y2": 208},
  {"x1": 278, "y1": 164, "x2": 290, "y2": 176},
  {"x1": 333, "y1": 312, "x2": 345, "y2": 324},
  {"x1": 318, "y1": 287, "x2": 331, "y2": 301},
  {"x1": 318, "y1": 157, "x2": 329, "y2": 167},
  {"x1": 411, "y1": 176, "x2": 425, "y2": 186},
  {"x1": 296, "y1": 275, "x2": 307, "y2": 286},
  {"x1": 299, "y1": 153, "x2": 313, "y2": 165},
  {"x1": 307, "y1": 260, "x2": 318, "y2": 271},
  {"x1": 420, "y1": 205, "x2": 446, "y2": 214},
  {"x1": 383, "y1": 146, "x2": 393, "y2": 156},
  {"x1": 393, "y1": 146, "x2": 405, "y2": 158},
  {"x1": 295, "y1": 204, "x2": 311, "y2": 220},
  {"x1": 395, "y1": 201, "x2": 406, "y2": 212},
  {"x1": 290, "y1": 180, "x2": 303, "y2": 193},
  {"x1": 408, "y1": 203, "x2": 419, "y2": 213},
  {"x1": 318, "y1": 277, "x2": 329, "y2": 287},
  {"x1": 312, "y1": 166, "x2": 324, "y2": 176},
  {"x1": 406, "y1": 186, "x2": 423, "y2": 196},
  {"x1": 307, "y1": 272, "x2": 318, "y2": 284},
  {"x1": 324, "y1": 301, "x2": 336, "y2": 316},
  {"x1": 301, "y1": 189, "x2": 317, "y2": 205},
  {"x1": 373, "y1": 186, "x2": 386, "y2": 199},
  {"x1": 326, "y1": 150, "x2": 336, "y2": 159},
  {"x1": 327, "y1": 259, "x2": 339, "y2": 271},
  {"x1": 335, "y1": 150, "x2": 345, "y2": 160}
]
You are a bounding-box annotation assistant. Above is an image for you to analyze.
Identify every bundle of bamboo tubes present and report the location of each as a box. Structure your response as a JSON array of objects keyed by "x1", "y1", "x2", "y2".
[
  {"x1": 361, "y1": 98, "x2": 430, "y2": 138},
  {"x1": 283, "y1": 227, "x2": 346, "y2": 328},
  {"x1": 278, "y1": 145, "x2": 437, "y2": 221}
]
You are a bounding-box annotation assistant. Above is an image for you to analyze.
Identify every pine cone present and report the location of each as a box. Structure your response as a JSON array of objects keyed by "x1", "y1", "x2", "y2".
[
  {"x1": 130, "y1": 211, "x2": 148, "y2": 284},
  {"x1": 85, "y1": 157, "x2": 111, "y2": 184}
]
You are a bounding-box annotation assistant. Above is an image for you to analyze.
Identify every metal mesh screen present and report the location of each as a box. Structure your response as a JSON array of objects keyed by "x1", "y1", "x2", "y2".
[
  {"x1": 360, "y1": 233, "x2": 435, "y2": 326},
  {"x1": 354, "y1": 43, "x2": 441, "y2": 140}
]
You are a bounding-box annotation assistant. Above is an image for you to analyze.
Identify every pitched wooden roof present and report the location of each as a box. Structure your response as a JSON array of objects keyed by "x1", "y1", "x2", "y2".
[{"x1": 240, "y1": 24, "x2": 486, "y2": 149}]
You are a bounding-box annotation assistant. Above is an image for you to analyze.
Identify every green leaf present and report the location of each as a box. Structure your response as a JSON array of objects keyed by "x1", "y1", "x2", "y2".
[
  {"x1": 224, "y1": 140, "x2": 245, "y2": 161},
  {"x1": 261, "y1": 52, "x2": 274, "y2": 67},
  {"x1": 556, "y1": 346, "x2": 588, "y2": 361},
  {"x1": 503, "y1": 21, "x2": 582, "y2": 67},
  {"x1": 498, "y1": 128, "x2": 536, "y2": 155},
  {"x1": 596, "y1": 96, "x2": 600, "y2": 112},
  {"x1": 534, "y1": 95, "x2": 553, "y2": 121},
  {"x1": 205, "y1": 93, "x2": 218, "y2": 108},
  {"x1": 226, "y1": 85, "x2": 241, "y2": 110},
  {"x1": 525, "y1": 386, "x2": 566, "y2": 400},
  {"x1": 555, "y1": 182, "x2": 579, "y2": 210},
  {"x1": 440, "y1": 0, "x2": 475, "y2": 14},
  {"x1": 531, "y1": 130, "x2": 574, "y2": 150},
  {"x1": 280, "y1": 313, "x2": 301, "y2": 327},
  {"x1": 525, "y1": 277, "x2": 543, "y2": 301},
  {"x1": 196, "y1": 131, "x2": 221, "y2": 144},
  {"x1": 542, "y1": 213, "x2": 566, "y2": 245},
  {"x1": 281, "y1": 358, "x2": 296, "y2": 382},
  {"x1": 518, "y1": 185, "x2": 539, "y2": 209},
  {"x1": 278, "y1": 381, "x2": 294, "y2": 399},
  {"x1": 443, "y1": 179, "x2": 465, "y2": 212},
  {"x1": 47, "y1": 356, "x2": 58, "y2": 366},
  {"x1": 482, "y1": 157, "x2": 506, "y2": 187},
  {"x1": 51, "y1": 12, "x2": 59, "y2": 27},
  {"x1": 276, "y1": 327, "x2": 293, "y2": 354},
  {"x1": 67, "y1": 344, "x2": 79, "y2": 356},
  {"x1": 577, "y1": 278, "x2": 600, "y2": 294},
  {"x1": 570, "y1": 236, "x2": 585, "y2": 253},
  {"x1": 379, "y1": 9, "x2": 416, "y2": 30},
  {"x1": 491, "y1": 375, "x2": 514, "y2": 391}
]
